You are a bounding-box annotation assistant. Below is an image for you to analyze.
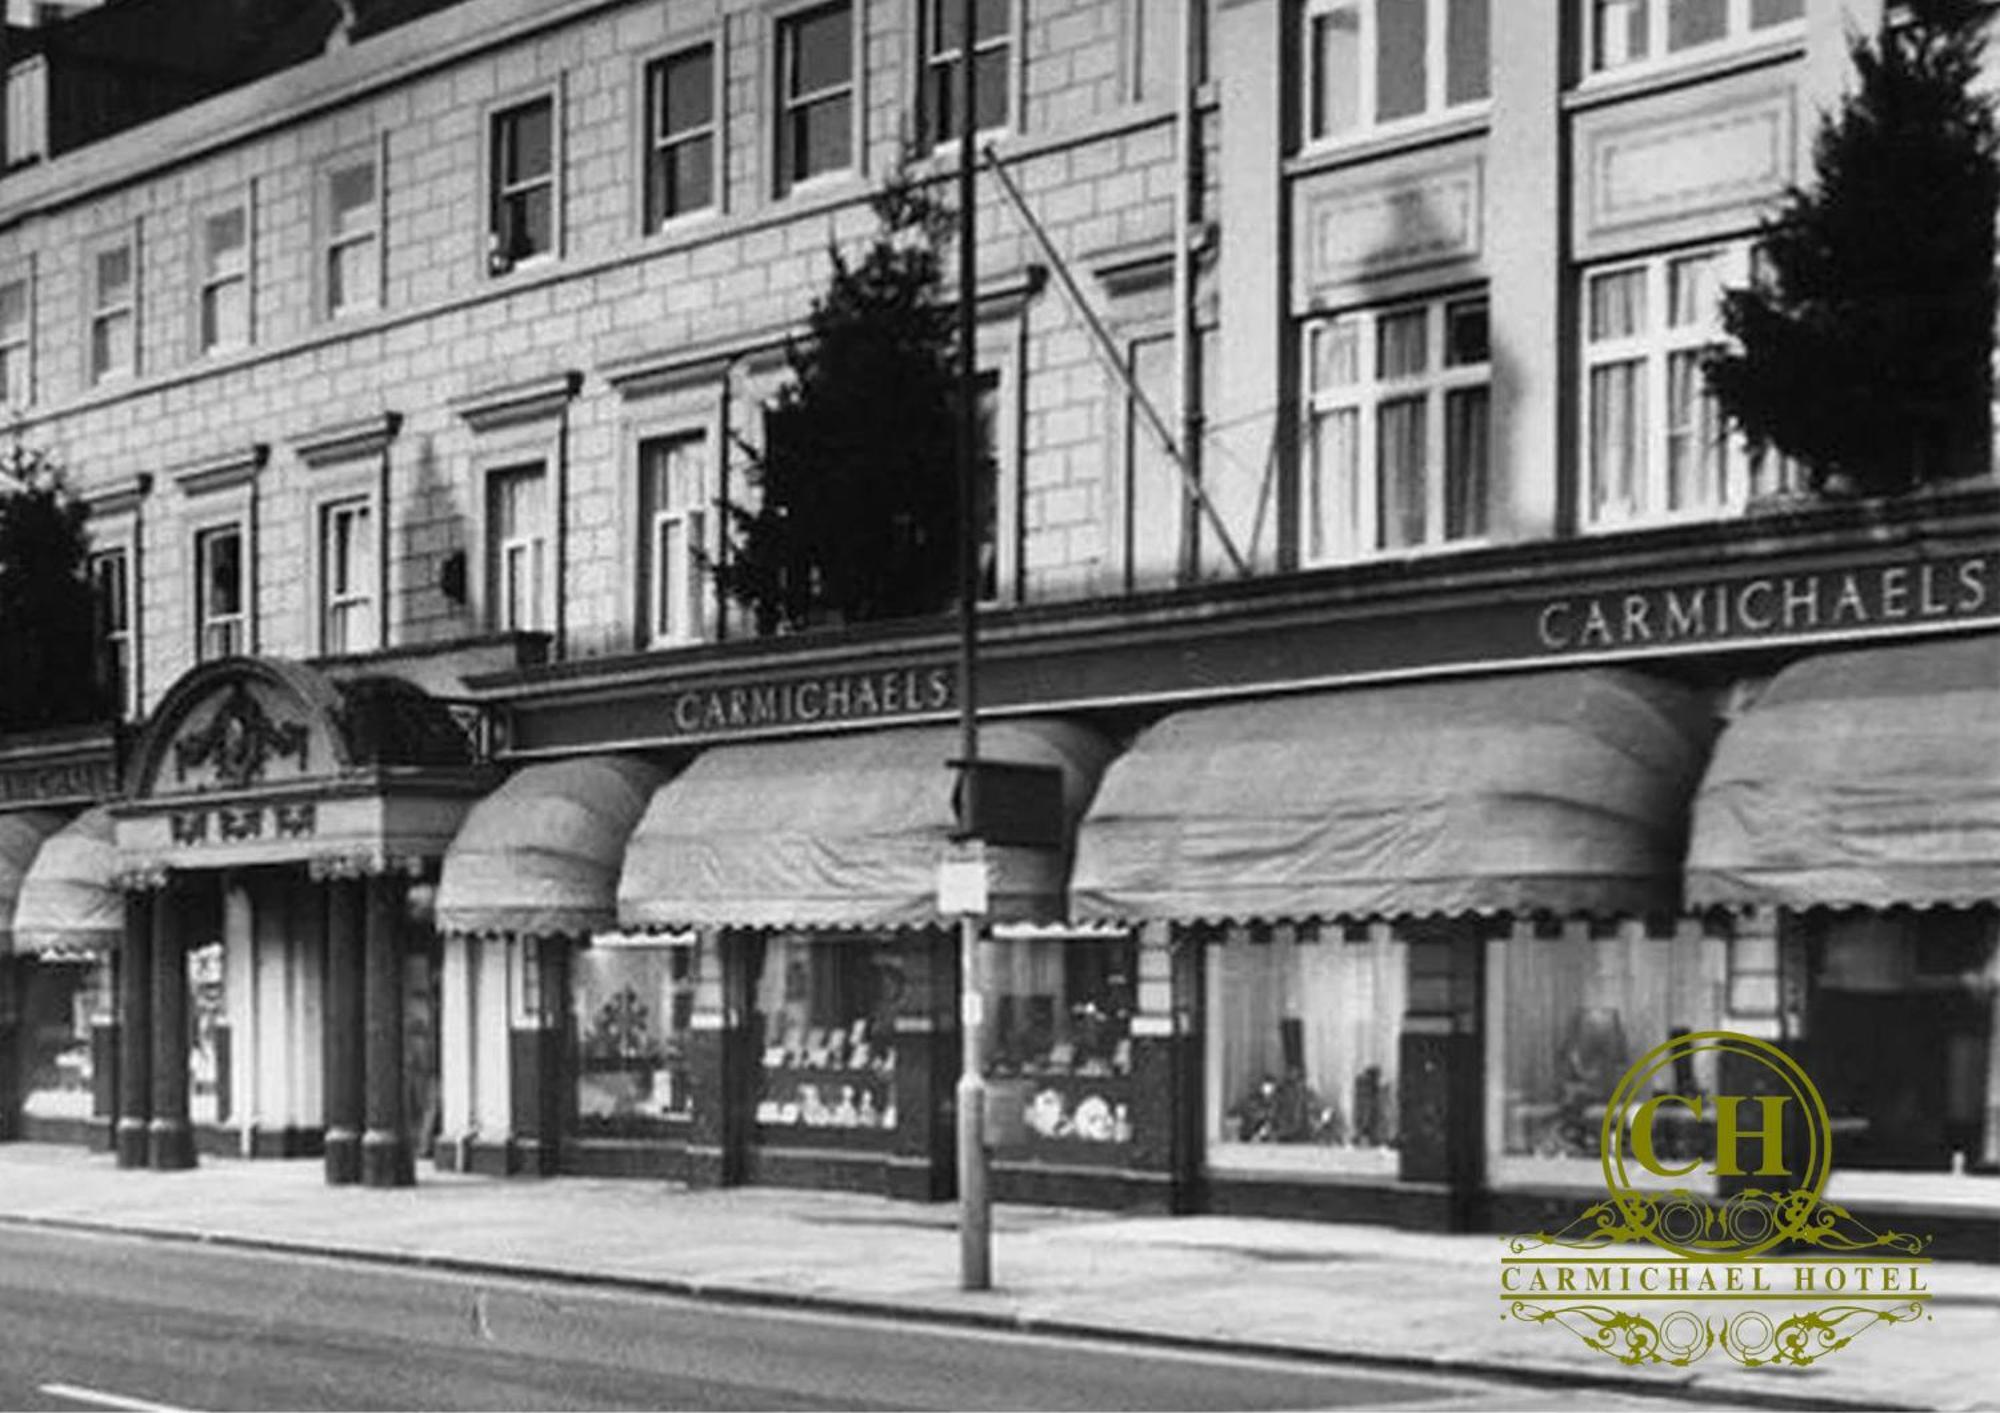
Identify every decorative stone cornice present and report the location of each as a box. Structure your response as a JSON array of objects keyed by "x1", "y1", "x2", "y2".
[
  {"x1": 173, "y1": 444, "x2": 269, "y2": 497},
  {"x1": 308, "y1": 849, "x2": 428, "y2": 881},
  {"x1": 82, "y1": 473, "x2": 153, "y2": 518},
  {"x1": 600, "y1": 343, "x2": 754, "y2": 402},
  {"x1": 448, "y1": 371, "x2": 583, "y2": 433},
  {"x1": 292, "y1": 411, "x2": 403, "y2": 468}
]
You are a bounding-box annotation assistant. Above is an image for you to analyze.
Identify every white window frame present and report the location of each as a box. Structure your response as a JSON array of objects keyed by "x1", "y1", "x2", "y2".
[
  {"x1": 486, "y1": 89, "x2": 562, "y2": 277},
  {"x1": 194, "y1": 193, "x2": 253, "y2": 357},
  {"x1": 319, "y1": 144, "x2": 385, "y2": 320},
  {"x1": 0, "y1": 266, "x2": 30, "y2": 410},
  {"x1": 317, "y1": 496, "x2": 378, "y2": 656},
  {"x1": 1580, "y1": 241, "x2": 1802, "y2": 529},
  {"x1": 920, "y1": 0, "x2": 1015, "y2": 150},
  {"x1": 486, "y1": 460, "x2": 551, "y2": 634},
  {"x1": 86, "y1": 231, "x2": 138, "y2": 385},
  {"x1": 775, "y1": 0, "x2": 859, "y2": 195},
  {"x1": 194, "y1": 521, "x2": 248, "y2": 662},
  {"x1": 89, "y1": 544, "x2": 135, "y2": 720},
  {"x1": 1302, "y1": 293, "x2": 1492, "y2": 565},
  {"x1": 637, "y1": 430, "x2": 712, "y2": 648},
  {"x1": 643, "y1": 41, "x2": 722, "y2": 232},
  {"x1": 1583, "y1": 0, "x2": 1806, "y2": 80},
  {"x1": 1300, "y1": 0, "x2": 1491, "y2": 150}
]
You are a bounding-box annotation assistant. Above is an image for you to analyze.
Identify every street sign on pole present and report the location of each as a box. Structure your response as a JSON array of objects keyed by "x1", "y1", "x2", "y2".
[{"x1": 937, "y1": 840, "x2": 989, "y2": 916}]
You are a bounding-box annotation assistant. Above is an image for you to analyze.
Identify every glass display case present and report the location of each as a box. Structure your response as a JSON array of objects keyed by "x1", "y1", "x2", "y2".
[
  {"x1": 990, "y1": 935, "x2": 1137, "y2": 1152},
  {"x1": 571, "y1": 938, "x2": 694, "y2": 1136},
  {"x1": 752, "y1": 932, "x2": 902, "y2": 1133}
]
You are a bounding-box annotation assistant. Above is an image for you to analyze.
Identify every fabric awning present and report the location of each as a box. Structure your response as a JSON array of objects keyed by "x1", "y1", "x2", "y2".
[
  {"x1": 12, "y1": 806, "x2": 123, "y2": 958},
  {"x1": 435, "y1": 755, "x2": 665, "y2": 939},
  {"x1": 1688, "y1": 632, "x2": 2000, "y2": 911},
  {"x1": 618, "y1": 720, "x2": 1115, "y2": 931},
  {"x1": 0, "y1": 810, "x2": 67, "y2": 957},
  {"x1": 1071, "y1": 670, "x2": 1713, "y2": 924}
]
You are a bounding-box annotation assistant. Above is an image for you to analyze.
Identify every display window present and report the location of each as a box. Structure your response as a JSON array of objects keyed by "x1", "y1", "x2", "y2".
[
  {"x1": 1485, "y1": 918, "x2": 1727, "y2": 1190},
  {"x1": 1206, "y1": 922, "x2": 1405, "y2": 1176},
  {"x1": 752, "y1": 932, "x2": 901, "y2": 1134},
  {"x1": 570, "y1": 935, "x2": 695, "y2": 1136},
  {"x1": 18, "y1": 958, "x2": 110, "y2": 1120},
  {"x1": 990, "y1": 935, "x2": 1137, "y2": 1149},
  {"x1": 189, "y1": 941, "x2": 228, "y2": 1126},
  {"x1": 1804, "y1": 911, "x2": 2000, "y2": 1208}
]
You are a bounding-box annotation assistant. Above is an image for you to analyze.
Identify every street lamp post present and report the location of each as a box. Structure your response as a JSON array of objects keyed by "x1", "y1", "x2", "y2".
[{"x1": 953, "y1": 0, "x2": 991, "y2": 1294}]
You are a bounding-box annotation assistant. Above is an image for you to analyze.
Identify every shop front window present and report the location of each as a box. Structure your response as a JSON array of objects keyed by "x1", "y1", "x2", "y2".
[
  {"x1": 18, "y1": 958, "x2": 111, "y2": 1121},
  {"x1": 990, "y1": 935, "x2": 1137, "y2": 1148},
  {"x1": 1807, "y1": 911, "x2": 2000, "y2": 1204},
  {"x1": 753, "y1": 932, "x2": 900, "y2": 1133},
  {"x1": 1206, "y1": 922, "x2": 1405, "y2": 1176},
  {"x1": 571, "y1": 935, "x2": 694, "y2": 1137},
  {"x1": 189, "y1": 940, "x2": 228, "y2": 1126},
  {"x1": 1485, "y1": 918, "x2": 1727, "y2": 1189}
]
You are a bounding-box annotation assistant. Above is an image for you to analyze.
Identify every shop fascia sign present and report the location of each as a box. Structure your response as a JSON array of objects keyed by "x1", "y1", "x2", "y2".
[{"x1": 659, "y1": 664, "x2": 954, "y2": 740}]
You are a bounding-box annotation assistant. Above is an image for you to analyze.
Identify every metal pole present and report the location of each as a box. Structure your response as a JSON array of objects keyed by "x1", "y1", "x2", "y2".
[
  {"x1": 953, "y1": 0, "x2": 991, "y2": 1294},
  {"x1": 1172, "y1": 0, "x2": 1199, "y2": 581}
]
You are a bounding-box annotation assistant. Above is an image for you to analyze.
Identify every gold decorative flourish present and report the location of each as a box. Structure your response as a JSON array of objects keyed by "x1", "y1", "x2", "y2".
[
  {"x1": 1506, "y1": 1300, "x2": 1928, "y2": 1369},
  {"x1": 1506, "y1": 1188, "x2": 1929, "y2": 1257}
]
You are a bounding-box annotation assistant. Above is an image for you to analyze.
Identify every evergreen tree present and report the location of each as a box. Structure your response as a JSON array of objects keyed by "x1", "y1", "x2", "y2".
[
  {"x1": 0, "y1": 439, "x2": 107, "y2": 732},
  {"x1": 1706, "y1": 0, "x2": 2000, "y2": 496},
  {"x1": 714, "y1": 162, "x2": 970, "y2": 633}
]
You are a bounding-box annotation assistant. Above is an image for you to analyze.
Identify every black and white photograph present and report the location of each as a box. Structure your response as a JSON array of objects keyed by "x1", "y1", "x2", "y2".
[{"x1": 0, "y1": 0, "x2": 1996, "y2": 1408}]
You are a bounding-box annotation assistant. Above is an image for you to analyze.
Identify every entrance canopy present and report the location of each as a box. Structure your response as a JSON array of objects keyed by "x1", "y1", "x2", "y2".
[
  {"x1": 618, "y1": 720, "x2": 1115, "y2": 931},
  {"x1": 1071, "y1": 670, "x2": 1713, "y2": 925},
  {"x1": 1688, "y1": 632, "x2": 2000, "y2": 911},
  {"x1": 11, "y1": 806, "x2": 122, "y2": 958},
  {"x1": 0, "y1": 810, "x2": 66, "y2": 956},
  {"x1": 436, "y1": 755, "x2": 665, "y2": 939}
]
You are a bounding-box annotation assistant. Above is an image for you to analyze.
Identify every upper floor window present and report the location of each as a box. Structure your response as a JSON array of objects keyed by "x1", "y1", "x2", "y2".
[
  {"x1": 89, "y1": 241, "x2": 136, "y2": 384},
  {"x1": 488, "y1": 462, "x2": 549, "y2": 632},
  {"x1": 197, "y1": 203, "x2": 250, "y2": 354},
  {"x1": 195, "y1": 522, "x2": 246, "y2": 661},
  {"x1": 1589, "y1": 0, "x2": 1803, "y2": 74},
  {"x1": 1582, "y1": 244, "x2": 1801, "y2": 526},
  {"x1": 922, "y1": 0, "x2": 1011, "y2": 147},
  {"x1": 324, "y1": 157, "x2": 380, "y2": 318},
  {"x1": 0, "y1": 276, "x2": 28, "y2": 408},
  {"x1": 777, "y1": 2, "x2": 854, "y2": 192},
  {"x1": 1304, "y1": 0, "x2": 1490, "y2": 145},
  {"x1": 490, "y1": 96, "x2": 556, "y2": 274},
  {"x1": 1304, "y1": 294, "x2": 1490, "y2": 562},
  {"x1": 638, "y1": 432, "x2": 710, "y2": 646},
  {"x1": 319, "y1": 497, "x2": 377, "y2": 655},
  {"x1": 90, "y1": 547, "x2": 133, "y2": 718},
  {"x1": 4, "y1": 57, "x2": 47, "y2": 169},
  {"x1": 645, "y1": 44, "x2": 718, "y2": 229}
]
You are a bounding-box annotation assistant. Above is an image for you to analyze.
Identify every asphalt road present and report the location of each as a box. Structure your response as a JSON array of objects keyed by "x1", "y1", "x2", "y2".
[{"x1": 0, "y1": 1226, "x2": 1714, "y2": 1411}]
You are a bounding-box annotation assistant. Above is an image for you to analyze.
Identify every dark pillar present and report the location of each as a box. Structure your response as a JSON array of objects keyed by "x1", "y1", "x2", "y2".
[
  {"x1": 888, "y1": 929, "x2": 955, "y2": 1201},
  {"x1": 360, "y1": 872, "x2": 413, "y2": 1187},
  {"x1": 148, "y1": 883, "x2": 195, "y2": 1170},
  {"x1": 686, "y1": 929, "x2": 750, "y2": 1188},
  {"x1": 1398, "y1": 921, "x2": 1485, "y2": 1229},
  {"x1": 323, "y1": 877, "x2": 365, "y2": 1185},
  {"x1": 508, "y1": 937, "x2": 566, "y2": 1176},
  {"x1": 0, "y1": 957, "x2": 21, "y2": 1143},
  {"x1": 116, "y1": 890, "x2": 154, "y2": 1169}
]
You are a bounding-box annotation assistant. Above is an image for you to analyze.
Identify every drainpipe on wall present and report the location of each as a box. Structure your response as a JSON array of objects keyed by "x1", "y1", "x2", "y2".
[{"x1": 1173, "y1": 0, "x2": 1200, "y2": 582}]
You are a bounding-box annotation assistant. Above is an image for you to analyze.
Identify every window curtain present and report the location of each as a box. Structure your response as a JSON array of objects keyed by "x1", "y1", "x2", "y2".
[
  {"x1": 1444, "y1": 385, "x2": 1489, "y2": 539},
  {"x1": 1377, "y1": 398, "x2": 1426, "y2": 550},
  {"x1": 1589, "y1": 362, "x2": 1644, "y2": 521}
]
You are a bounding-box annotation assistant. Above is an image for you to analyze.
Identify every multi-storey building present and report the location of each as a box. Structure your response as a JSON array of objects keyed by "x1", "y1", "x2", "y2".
[{"x1": 0, "y1": 0, "x2": 1995, "y2": 1250}]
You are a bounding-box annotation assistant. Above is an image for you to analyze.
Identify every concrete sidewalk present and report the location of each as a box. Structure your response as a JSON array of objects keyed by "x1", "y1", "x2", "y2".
[{"x1": 0, "y1": 1143, "x2": 1994, "y2": 1412}]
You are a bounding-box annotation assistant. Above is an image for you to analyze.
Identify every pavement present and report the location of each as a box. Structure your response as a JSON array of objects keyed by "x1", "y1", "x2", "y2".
[{"x1": 0, "y1": 1142, "x2": 1995, "y2": 1412}]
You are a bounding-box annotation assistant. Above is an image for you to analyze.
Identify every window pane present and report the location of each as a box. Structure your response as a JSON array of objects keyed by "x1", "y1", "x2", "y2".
[
  {"x1": 0, "y1": 279, "x2": 24, "y2": 336},
  {"x1": 500, "y1": 100, "x2": 553, "y2": 183},
  {"x1": 1444, "y1": 298, "x2": 1489, "y2": 367},
  {"x1": 753, "y1": 934, "x2": 901, "y2": 1132},
  {"x1": 1666, "y1": 348, "x2": 1725, "y2": 510},
  {"x1": 789, "y1": 4, "x2": 852, "y2": 96},
  {"x1": 1594, "y1": 0, "x2": 1649, "y2": 68},
  {"x1": 203, "y1": 530, "x2": 243, "y2": 616},
  {"x1": 1376, "y1": 396, "x2": 1426, "y2": 548},
  {"x1": 1375, "y1": 0, "x2": 1427, "y2": 122},
  {"x1": 1312, "y1": 318, "x2": 1362, "y2": 390},
  {"x1": 573, "y1": 944, "x2": 694, "y2": 1135},
  {"x1": 1667, "y1": 251, "x2": 1722, "y2": 329},
  {"x1": 932, "y1": 0, "x2": 1009, "y2": 52},
  {"x1": 96, "y1": 247, "x2": 131, "y2": 305},
  {"x1": 791, "y1": 96, "x2": 852, "y2": 180},
  {"x1": 989, "y1": 938, "x2": 1138, "y2": 1152},
  {"x1": 658, "y1": 137, "x2": 714, "y2": 222},
  {"x1": 329, "y1": 162, "x2": 375, "y2": 236},
  {"x1": 91, "y1": 310, "x2": 131, "y2": 377},
  {"x1": 329, "y1": 234, "x2": 376, "y2": 314},
  {"x1": 1589, "y1": 360, "x2": 1646, "y2": 520},
  {"x1": 1377, "y1": 308, "x2": 1428, "y2": 379},
  {"x1": 204, "y1": 208, "x2": 246, "y2": 274},
  {"x1": 1310, "y1": 7, "x2": 1362, "y2": 139},
  {"x1": 0, "y1": 347, "x2": 22, "y2": 407},
  {"x1": 1445, "y1": 0, "x2": 1490, "y2": 105},
  {"x1": 1309, "y1": 407, "x2": 1360, "y2": 562},
  {"x1": 1209, "y1": 927, "x2": 1405, "y2": 1167},
  {"x1": 499, "y1": 187, "x2": 553, "y2": 261},
  {"x1": 1588, "y1": 268, "x2": 1647, "y2": 341},
  {"x1": 201, "y1": 278, "x2": 248, "y2": 350},
  {"x1": 1444, "y1": 386, "x2": 1489, "y2": 539},
  {"x1": 1751, "y1": 0, "x2": 1803, "y2": 26},
  {"x1": 658, "y1": 47, "x2": 714, "y2": 137},
  {"x1": 1668, "y1": 0, "x2": 1728, "y2": 50}
]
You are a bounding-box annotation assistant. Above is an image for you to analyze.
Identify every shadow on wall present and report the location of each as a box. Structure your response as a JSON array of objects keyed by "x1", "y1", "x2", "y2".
[{"x1": 399, "y1": 431, "x2": 470, "y2": 646}]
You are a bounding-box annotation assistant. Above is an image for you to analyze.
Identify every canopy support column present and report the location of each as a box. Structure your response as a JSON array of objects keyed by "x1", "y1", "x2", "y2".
[
  {"x1": 361, "y1": 872, "x2": 412, "y2": 1187},
  {"x1": 148, "y1": 881, "x2": 195, "y2": 1170},
  {"x1": 115, "y1": 889, "x2": 154, "y2": 1169},
  {"x1": 324, "y1": 877, "x2": 365, "y2": 1185}
]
